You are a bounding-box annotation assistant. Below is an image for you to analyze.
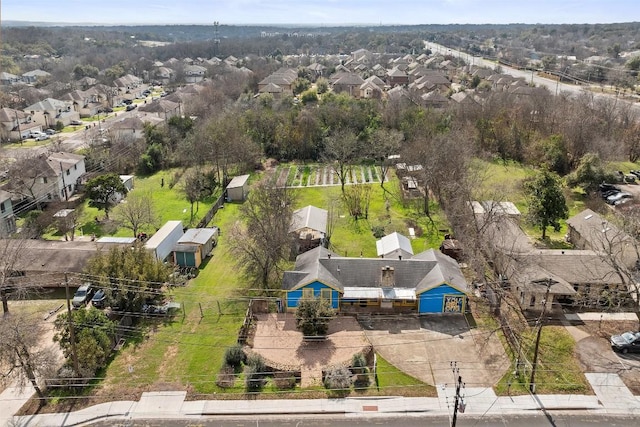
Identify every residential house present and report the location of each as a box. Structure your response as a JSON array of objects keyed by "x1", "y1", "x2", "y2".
[
  {"x1": 0, "y1": 239, "x2": 113, "y2": 287},
  {"x1": 62, "y1": 89, "x2": 103, "y2": 118},
  {"x1": 0, "y1": 108, "x2": 40, "y2": 141},
  {"x1": 359, "y1": 80, "x2": 383, "y2": 99},
  {"x1": 4, "y1": 152, "x2": 85, "y2": 204},
  {"x1": 109, "y1": 117, "x2": 146, "y2": 141},
  {"x1": 184, "y1": 65, "x2": 207, "y2": 83},
  {"x1": 376, "y1": 232, "x2": 414, "y2": 260},
  {"x1": 386, "y1": 67, "x2": 409, "y2": 87},
  {"x1": 154, "y1": 67, "x2": 174, "y2": 85},
  {"x1": 421, "y1": 91, "x2": 448, "y2": 109},
  {"x1": 0, "y1": 72, "x2": 21, "y2": 86},
  {"x1": 257, "y1": 68, "x2": 297, "y2": 94},
  {"x1": 138, "y1": 99, "x2": 181, "y2": 120},
  {"x1": 479, "y1": 211, "x2": 630, "y2": 312},
  {"x1": 173, "y1": 227, "x2": 219, "y2": 268},
  {"x1": 0, "y1": 190, "x2": 16, "y2": 237},
  {"x1": 331, "y1": 73, "x2": 365, "y2": 97},
  {"x1": 24, "y1": 98, "x2": 79, "y2": 128},
  {"x1": 566, "y1": 209, "x2": 638, "y2": 270},
  {"x1": 258, "y1": 82, "x2": 284, "y2": 99},
  {"x1": 289, "y1": 205, "x2": 328, "y2": 255},
  {"x1": 22, "y1": 69, "x2": 51, "y2": 85},
  {"x1": 282, "y1": 246, "x2": 469, "y2": 314},
  {"x1": 225, "y1": 174, "x2": 250, "y2": 201}
]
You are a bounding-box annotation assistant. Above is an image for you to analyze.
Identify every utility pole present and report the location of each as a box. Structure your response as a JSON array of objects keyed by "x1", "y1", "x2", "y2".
[
  {"x1": 529, "y1": 278, "x2": 553, "y2": 393},
  {"x1": 64, "y1": 273, "x2": 80, "y2": 376},
  {"x1": 450, "y1": 362, "x2": 465, "y2": 427}
]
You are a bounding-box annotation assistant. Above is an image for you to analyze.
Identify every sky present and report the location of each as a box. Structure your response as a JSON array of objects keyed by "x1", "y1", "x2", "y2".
[{"x1": 2, "y1": 0, "x2": 638, "y2": 26}]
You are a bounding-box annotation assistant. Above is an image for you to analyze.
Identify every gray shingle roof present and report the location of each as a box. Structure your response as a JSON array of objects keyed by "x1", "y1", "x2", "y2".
[
  {"x1": 282, "y1": 246, "x2": 468, "y2": 294},
  {"x1": 289, "y1": 205, "x2": 328, "y2": 234}
]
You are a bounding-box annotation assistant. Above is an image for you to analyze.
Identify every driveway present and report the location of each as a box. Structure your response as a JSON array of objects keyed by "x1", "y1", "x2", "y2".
[
  {"x1": 565, "y1": 317, "x2": 640, "y2": 394},
  {"x1": 362, "y1": 315, "x2": 509, "y2": 387}
]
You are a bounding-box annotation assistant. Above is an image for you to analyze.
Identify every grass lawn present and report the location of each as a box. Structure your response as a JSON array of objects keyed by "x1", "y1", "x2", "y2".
[
  {"x1": 43, "y1": 169, "x2": 221, "y2": 240},
  {"x1": 494, "y1": 326, "x2": 591, "y2": 395},
  {"x1": 374, "y1": 354, "x2": 436, "y2": 396},
  {"x1": 293, "y1": 176, "x2": 449, "y2": 258},
  {"x1": 99, "y1": 202, "x2": 247, "y2": 396}
]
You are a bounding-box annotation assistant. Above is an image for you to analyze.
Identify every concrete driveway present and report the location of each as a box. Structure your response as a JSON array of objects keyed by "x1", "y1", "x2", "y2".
[{"x1": 362, "y1": 315, "x2": 509, "y2": 388}]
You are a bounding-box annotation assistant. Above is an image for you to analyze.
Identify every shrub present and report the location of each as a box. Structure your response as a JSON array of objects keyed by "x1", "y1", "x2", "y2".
[
  {"x1": 371, "y1": 225, "x2": 385, "y2": 239},
  {"x1": 273, "y1": 371, "x2": 297, "y2": 390},
  {"x1": 324, "y1": 366, "x2": 353, "y2": 394},
  {"x1": 216, "y1": 364, "x2": 236, "y2": 388},
  {"x1": 352, "y1": 353, "x2": 370, "y2": 389},
  {"x1": 224, "y1": 344, "x2": 246, "y2": 368},
  {"x1": 295, "y1": 298, "x2": 335, "y2": 337},
  {"x1": 246, "y1": 353, "x2": 266, "y2": 373},
  {"x1": 245, "y1": 364, "x2": 266, "y2": 392}
]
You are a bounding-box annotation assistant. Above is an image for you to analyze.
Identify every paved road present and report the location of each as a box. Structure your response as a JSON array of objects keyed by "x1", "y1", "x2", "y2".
[
  {"x1": 424, "y1": 41, "x2": 640, "y2": 115},
  {"x1": 89, "y1": 413, "x2": 640, "y2": 426}
]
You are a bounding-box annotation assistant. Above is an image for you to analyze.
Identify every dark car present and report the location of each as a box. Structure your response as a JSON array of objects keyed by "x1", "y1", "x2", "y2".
[
  {"x1": 122, "y1": 99, "x2": 133, "y2": 105},
  {"x1": 91, "y1": 289, "x2": 107, "y2": 309},
  {"x1": 611, "y1": 331, "x2": 640, "y2": 354},
  {"x1": 126, "y1": 104, "x2": 137, "y2": 111},
  {"x1": 104, "y1": 107, "x2": 114, "y2": 113},
  {"x1": 72, "y1": 283, "x2": 93, "y2": 309}
]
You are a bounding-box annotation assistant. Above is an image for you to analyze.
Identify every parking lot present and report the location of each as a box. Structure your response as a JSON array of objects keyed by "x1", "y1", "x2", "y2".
[{"x1": 362, "y1": 315, "x2": 510, "y2": 387}]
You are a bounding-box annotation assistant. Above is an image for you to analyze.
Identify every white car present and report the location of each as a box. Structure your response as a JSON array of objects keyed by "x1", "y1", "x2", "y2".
[{"x1": 35, "y1": 134, "x2": 50, "y2": 141}]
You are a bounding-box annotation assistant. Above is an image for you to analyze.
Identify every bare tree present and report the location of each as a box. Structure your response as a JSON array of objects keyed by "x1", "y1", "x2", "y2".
[
  {"x1": 0, "y1": 238, "x2": 30, "y2": 315},
  {"x1": 0, "y1": 312, "x2": 58, "y2": 404},
  {"x1": 112, "y1": 191, "x2": 158, "y2": 238},
  {"x1": 369, "y1": 128, "x2": 403, "y2": 192},
  {"x1": 228, "y1": 178, "x2": 296, "y2": 291},
  {"x1": 323, "y1": 128, "x2": 359, "y2": 195}
]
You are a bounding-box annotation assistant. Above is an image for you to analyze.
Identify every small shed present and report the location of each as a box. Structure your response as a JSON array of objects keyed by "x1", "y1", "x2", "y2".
[
  {"x1": 145, "y1": 220, "x2": 184, "y2": 262},
  {"x1": 120, "y1": 175, "x2": 135, "y2": 192},
  {"x1": 174, "y1": 227, "x2": 219, "y2": 268},
  {"x1": 289, "y1": 205, "x2": 328, "y2": 254},
  {"x1": 226, "y1": 174, "x2": 250, "y2": 202},
  {"x1": 376, "y1": 232, "x2": 414, "y2": 260}
]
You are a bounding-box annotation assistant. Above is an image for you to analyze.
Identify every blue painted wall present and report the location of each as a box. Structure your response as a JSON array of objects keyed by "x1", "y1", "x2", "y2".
[
  {"x1": 286, "y1": 281, "x2": 340, "y2": 309},
  {"x1": 418, "y1": 284, "x2": 466, "y2": 314}
]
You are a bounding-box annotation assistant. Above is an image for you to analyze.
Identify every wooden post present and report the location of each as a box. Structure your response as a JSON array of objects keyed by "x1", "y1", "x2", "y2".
[{"x1": 64, "y1": 273, "x2": 80, "y2": 376}]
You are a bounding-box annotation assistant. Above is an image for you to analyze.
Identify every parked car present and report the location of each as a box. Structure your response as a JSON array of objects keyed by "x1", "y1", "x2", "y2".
[
  {"x1": 104, "y1": 107, "x2": 114, "y2": 113},
  {"x1": 35, "y1": 134, "x2": 50, "y2": 141},
  {"x1": 599, "y1": 183, "x2": 619, "y2": 192},
  {"x1": 91, "y1": 289, "x2": 107, "y2": 309},
  {"x1": 72, "y1": 283, "x2": 93, "y2": 308},
  {"x1": 45, "y1": 128, "x2": 56, "y2": 135},
  {"x1": 29, "y1": 131, "x2": 45, "y2": 139},
  {"x1": 126, "y1": 104, "x2": 137, "y2": 111},
  {"x1": 122, "y1": 99, "x2": 133, "y2": 105},
  {"x1": 611, "y1": 331, "x2": 640, "y2": 354},
  {"x1": 624, "y1": 174, "x2": 637, "y2": 183},
  {"x1": 606, "y1": 192, "x2": 632, "y2": 204},
  {"x1": 70, "y1": 119, "x2": 83, "y2": 126}
]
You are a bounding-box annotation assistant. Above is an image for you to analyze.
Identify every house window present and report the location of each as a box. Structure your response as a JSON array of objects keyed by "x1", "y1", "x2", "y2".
[
  {"x1": 47, "y1": 193, "x2": 52, "y2": 200},
  {"x1": 42, "y1": 177, "x2": 48, "y2": 184},
  {"x1": 529, "y1": 295, "x2": 536, "y2": 307},
  {"x1": 303, "y1": 288, "x2": 313, "y2": 299},
  {"x1": 74, "y1": 164, "x2": 77, "y2": 170},
  {"x1": 320, "y1": 289, "x2": 331, "y2": 303},
  {"x1": 66, "y1": 169, "x2": 70, "y2": 176},
  {"x1": 0, "y1": 202, "x2": 4, "y2": 214}
]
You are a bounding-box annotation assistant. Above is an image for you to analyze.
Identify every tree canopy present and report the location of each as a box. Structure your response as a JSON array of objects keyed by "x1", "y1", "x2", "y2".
[
  {"x1": 85, "y1": 173, "x2": 127, "y2": 219},
  {"x1": 524, "y1": 169, "x2": 569, "y2": 239}
]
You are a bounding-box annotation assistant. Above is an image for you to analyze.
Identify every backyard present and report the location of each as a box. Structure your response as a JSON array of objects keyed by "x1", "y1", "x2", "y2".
[{"x1": 20, "y1": 159, "x2": 606, "y2": 411}]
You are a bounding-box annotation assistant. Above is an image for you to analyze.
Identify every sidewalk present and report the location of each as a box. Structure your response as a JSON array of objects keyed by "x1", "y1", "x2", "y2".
[{"x1": 4, "y1": 372, "x2": 640, "y2": 426}]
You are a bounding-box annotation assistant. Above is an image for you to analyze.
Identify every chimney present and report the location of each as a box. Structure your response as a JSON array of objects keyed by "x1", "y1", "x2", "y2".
[{"x1": 381, "y1": 266, "x2": 395, "y2": 287}]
